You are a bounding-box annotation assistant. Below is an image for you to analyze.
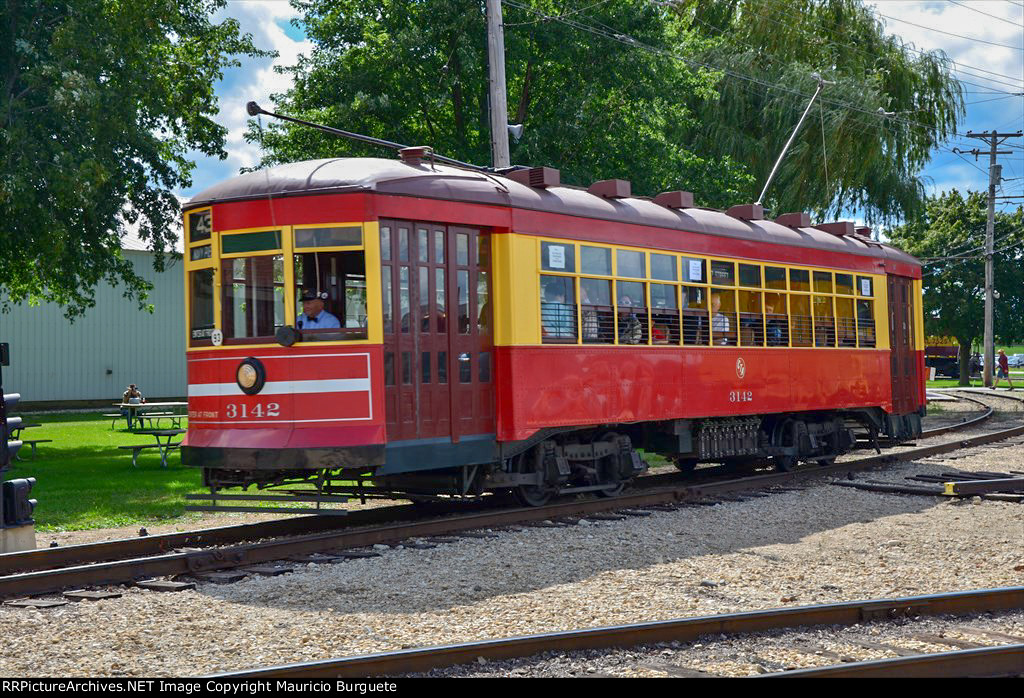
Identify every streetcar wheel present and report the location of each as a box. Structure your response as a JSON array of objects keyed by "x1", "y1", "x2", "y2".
[
  {"x1": 595, "y1": 479, "x2": 626, "y2": 498},
  {"x1": 816, "y1": 456, "x2": 836, "y2": 467},
  {"x1": 512, "y1": 453, "x2": 553, "y2": 507}
]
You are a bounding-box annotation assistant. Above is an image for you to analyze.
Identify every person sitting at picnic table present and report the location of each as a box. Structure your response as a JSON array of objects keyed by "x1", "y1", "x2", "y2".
[
  {"x1": 297, "y1": 288, "x2": 341, "y2": 329},
  {"x1": 122, "y1": 384, "x2": 145, "y2": 406}
]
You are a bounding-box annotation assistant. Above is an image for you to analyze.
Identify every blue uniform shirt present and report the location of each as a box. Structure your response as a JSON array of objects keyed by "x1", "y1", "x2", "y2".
[{"x1": 299, "y1": 309, "x2": 341, "y2": 329}]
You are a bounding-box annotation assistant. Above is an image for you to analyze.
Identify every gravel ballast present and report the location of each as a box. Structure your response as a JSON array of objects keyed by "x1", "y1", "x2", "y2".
[{"x1": 2, "y1": 397, "x2": 1022, "y2": 677}]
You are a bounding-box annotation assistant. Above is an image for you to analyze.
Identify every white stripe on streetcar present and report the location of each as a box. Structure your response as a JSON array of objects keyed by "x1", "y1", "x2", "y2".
[{"x1": 187, "y1": 378, "x2": 371, "y2": 397}]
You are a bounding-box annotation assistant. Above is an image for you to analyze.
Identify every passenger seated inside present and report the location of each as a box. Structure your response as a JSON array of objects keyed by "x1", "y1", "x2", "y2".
[
  {"x1": 711, "y1": 292, "x2": 735, "y2": 346},
  {"x1": 540, "y1": 276, "x2": 576, "y2": 341}
]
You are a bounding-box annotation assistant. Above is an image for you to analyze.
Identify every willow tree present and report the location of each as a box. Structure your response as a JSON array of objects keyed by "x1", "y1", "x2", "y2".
[
  {"x1": 248, "y1": 0, "x2": 753, "y2": 206},
  {"x1": 669, "y1": 0, "x2": 964, "y2": 224}
]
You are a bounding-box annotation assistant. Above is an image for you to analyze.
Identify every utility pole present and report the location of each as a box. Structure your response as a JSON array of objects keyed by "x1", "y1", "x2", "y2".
[
  {"x1": 486, "y1": 0, "x2": 511, "y2": 168},
  {"x1": 962, "y1": 130, "x2": 1022, "y2": 387}
]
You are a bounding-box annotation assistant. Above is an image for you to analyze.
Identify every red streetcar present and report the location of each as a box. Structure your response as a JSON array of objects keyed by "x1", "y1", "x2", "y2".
[{"x1": 181, "y1": 149, "x2": 924, "y2": 509}]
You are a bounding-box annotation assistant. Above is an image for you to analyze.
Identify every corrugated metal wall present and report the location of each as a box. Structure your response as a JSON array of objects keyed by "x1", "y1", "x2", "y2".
[{"x1": 1, "y1": 251, "x2": 185, "y2": 403}]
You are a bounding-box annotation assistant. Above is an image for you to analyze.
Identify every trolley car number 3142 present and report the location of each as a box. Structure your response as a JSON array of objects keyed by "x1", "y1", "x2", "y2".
[
  {"x1": 225, "y1": 403, "x2": 281, "y2": 418},
  {"x1": 728, "y1": 390, "x2": 753, "y2": 403}
]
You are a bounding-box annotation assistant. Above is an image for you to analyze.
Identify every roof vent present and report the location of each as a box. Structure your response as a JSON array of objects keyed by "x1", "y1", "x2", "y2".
[
  {"x1": 775, "y1": 212, "x2": 811, "y2": 228},
  {"x1": 726, "y1": 203, "x2": 764, "y2": 221},
  {"x1": 588, "y1": 179, "x2": 631, "y2": 198},
  {"x1": 399, "y1": 146, "x2": 432, "y2": 166},
  {"x1": 506, "y1": 166, "x2": 560, "y2": 188},
  {"x1": 817, "y1": 221, "x2": 855, "y2": 237},
  {"x1": 653, "y1": 190, "x2": 694, "y2": 209},
  {"x1": 855, "y1": 226, "x2": 872, "y2": 238}
]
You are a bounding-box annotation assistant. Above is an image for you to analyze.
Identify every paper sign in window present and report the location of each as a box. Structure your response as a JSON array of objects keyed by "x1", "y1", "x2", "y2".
[{"x1": 548, "y1": 245, "x2": 566, "y2": 269}]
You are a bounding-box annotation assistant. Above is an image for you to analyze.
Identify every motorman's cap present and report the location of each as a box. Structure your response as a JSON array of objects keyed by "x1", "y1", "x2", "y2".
[{"x1": 300, "y1": 288, "x2": 329, "y2": 302}]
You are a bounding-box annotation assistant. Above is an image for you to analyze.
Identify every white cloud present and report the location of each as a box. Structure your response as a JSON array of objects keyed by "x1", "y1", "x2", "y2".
[
  {"x1": 866, "y1": 1, "x2": 1023, "y2": 94},
  {"x1": 212, "y1": 3, "x2": 314, "y2": 172}
]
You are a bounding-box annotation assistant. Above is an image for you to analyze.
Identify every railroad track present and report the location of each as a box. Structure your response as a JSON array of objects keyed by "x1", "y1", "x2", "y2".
[
  {"x1": 1, "y1": 392, "x2": 1018, "y2": 602},
  {"x1": 207, "y1": 587, "x2": 1024, "y2": 678}
]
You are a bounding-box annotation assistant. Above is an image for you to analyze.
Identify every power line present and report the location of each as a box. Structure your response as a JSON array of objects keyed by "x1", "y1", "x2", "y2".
[
  {"x1": 871, "y1": 8, "x2": 1024, "y2": 51},
  {"x1": 751, "y1": 0, "x2": 1024, "y2": 92},
  {"x1": 947, "y1": 0, "x2": 1023, "y2": 27}
]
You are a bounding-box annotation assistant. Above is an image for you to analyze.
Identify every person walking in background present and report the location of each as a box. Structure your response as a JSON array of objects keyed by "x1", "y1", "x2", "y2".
[{"x1": 993, "y1": 349, "x2": 1015, "y2": 391}]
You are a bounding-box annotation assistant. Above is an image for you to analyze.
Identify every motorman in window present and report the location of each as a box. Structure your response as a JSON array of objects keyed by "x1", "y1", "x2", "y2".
[{"x1": 298, "y1": 288, "x2": 341, "y2": 329}]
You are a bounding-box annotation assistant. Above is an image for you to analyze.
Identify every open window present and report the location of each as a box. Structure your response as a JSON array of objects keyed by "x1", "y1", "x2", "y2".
[
  {"x1": 220, "y1": 254, "x2": 285, "y2": 344},
  {"x1": 293, "y1": 226, "x2": 367, "y2": 341}
]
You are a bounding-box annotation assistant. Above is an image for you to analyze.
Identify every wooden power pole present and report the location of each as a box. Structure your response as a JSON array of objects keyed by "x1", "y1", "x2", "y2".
[
  {"x1": 486, "y1": 0, "x2": 511, "y2": 169},
  {"x1": 963, "y1": 130, "x2": 1021, "y2": 387}
]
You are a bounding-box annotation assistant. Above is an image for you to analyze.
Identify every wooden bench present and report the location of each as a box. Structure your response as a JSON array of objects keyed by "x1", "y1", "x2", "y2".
[
  {"x1": 17, "y1": 439, "x2": 52, "y2": 461},
  {"x1": 104, "y1": 413, "x2": 123, "y2": 429},
  {"x1": 118, "y1": 442, "x2": 181, "y2": 468}
]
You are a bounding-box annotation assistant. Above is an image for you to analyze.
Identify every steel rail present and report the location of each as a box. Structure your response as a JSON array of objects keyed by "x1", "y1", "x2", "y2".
[
  {"x1": 3, "y1": 406, "x2": 1022, "y2": 600},
  {"x1": 762, "y1": 644, "x2": 1024, "y2": 678},
  {"x1": 0, "y1": 393, "x2": 987, "y2": 577},
  {"x1": 208, "y1": 587, "x2": 1024, "y2": 678}
]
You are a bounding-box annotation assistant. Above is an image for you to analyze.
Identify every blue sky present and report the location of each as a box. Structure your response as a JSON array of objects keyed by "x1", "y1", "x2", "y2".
[{"x1": 180, "y1": 0, "x2": 1024, "y2": 219}]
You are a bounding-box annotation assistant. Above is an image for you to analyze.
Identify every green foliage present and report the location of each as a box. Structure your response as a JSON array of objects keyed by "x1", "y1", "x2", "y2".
[
  {"x1": 0, "y1": 0, "x2": 270, "y2": 319},
  {"x1": 669, "y1": 0, "x2": 964, "y2": 224},
  {"x1": 249, "y1": 0, "x2": 754, "y2": 205},
  {"x1": 887, "y1": 191, "x2": 1024, "y2": 383}
]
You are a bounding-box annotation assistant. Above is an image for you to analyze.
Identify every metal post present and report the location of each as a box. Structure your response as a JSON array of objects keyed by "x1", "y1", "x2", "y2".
[{"x1": 486, "y1": 0, "x2": 511, "y2": 168}]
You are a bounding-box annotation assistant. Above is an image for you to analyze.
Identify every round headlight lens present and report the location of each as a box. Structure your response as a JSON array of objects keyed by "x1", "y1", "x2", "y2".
[
  {"x1": 237, "y1": 363, "x2": 258, "y2": 389},
  {"x1": 236, "y1": 358, "x2": 266, "y2": 395}
]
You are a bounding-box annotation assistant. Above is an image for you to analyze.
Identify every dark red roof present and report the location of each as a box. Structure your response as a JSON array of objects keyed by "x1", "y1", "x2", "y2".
[{"x1": 187, "y1": 157, "x2": 920, "y2": 270}]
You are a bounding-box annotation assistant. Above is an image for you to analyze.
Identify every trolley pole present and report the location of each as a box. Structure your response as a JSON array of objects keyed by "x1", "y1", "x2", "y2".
[
  {"x1": 964, "y1": 130, "x2": 1021, "y2": 387},
  {"x1": 486, "y1": 0, "x2": 511, "y2": 168}
]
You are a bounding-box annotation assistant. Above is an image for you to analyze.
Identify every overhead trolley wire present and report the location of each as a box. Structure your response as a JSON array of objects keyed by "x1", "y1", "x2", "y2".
[
  {"x1": 752, "y1": 0, "x2": 1024, "y2": 93},
  {"x1": 946, "y1": 0, "x2": 1024, "y2": 28}
]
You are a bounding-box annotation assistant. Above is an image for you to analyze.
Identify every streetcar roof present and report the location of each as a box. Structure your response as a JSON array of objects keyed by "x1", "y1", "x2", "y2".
[{"x1": 186, "y1": 157, "x2": 919, "y2": 269}]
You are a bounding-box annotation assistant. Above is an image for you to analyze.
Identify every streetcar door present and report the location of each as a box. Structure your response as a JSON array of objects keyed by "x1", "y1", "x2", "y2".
[
  {"x1": 380, "y1": 221, "x2": 494, "y2": 442},
  {"x1": 887, "y1": 275, "x2": 919, "y2": 414}
]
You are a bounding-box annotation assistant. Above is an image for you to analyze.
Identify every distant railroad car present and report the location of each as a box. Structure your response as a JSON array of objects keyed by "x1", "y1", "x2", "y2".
[{"x1": 181, "y1": 153, "x2": 925, "y2": 507}]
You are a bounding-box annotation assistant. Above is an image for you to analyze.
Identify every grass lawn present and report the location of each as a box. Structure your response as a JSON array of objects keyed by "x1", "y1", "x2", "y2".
[{"x1": 6, "y1": 412, "x2": 206, "y2": 532}]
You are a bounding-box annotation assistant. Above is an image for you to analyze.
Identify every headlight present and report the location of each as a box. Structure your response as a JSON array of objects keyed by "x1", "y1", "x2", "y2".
[{"x1": 236, "y1": 358, "x2": 266, "y2": 395}]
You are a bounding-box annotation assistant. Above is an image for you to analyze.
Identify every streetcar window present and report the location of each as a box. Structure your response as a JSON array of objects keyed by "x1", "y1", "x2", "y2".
[
  {"x1": 650, "y1": 283, "x2": 679, "y2": 344},
  {"x1": 764, "y1": 293, "x2": 789, "y2": 347},
  {"x1": 580, "y1": 278, "x2": 613, "y2": 344},
  {"x1": 540, "y1": 275, "x2": 577, "y2": 343},
  {"x1": 710, "y1": 261, "x2": 734, "y2": 286},
  {"x1": 220, "y1": 255, "x2": 285, "y2": 343},
  {"x1": 617, "y1": 280, "x2": 647, "y2": 344},
  {"x1": 683, "y1": 258, "x2": 705, "y2": 283},
  {"x1": 294, "y1": 250, "x2": 368, "y2": 340},
  {"x1": 738, "y1": 290, "x2": 763, "y2": 346},
  {"x1": 789, "y1": 268, "x2": 810, "y2": 292},
  {"x1": 617, "y1": 250, "x2": 645, "y2": 279},
  {"x1": 765, "y1": 266, "x2": 787, "y2": 290},
  {"x1": 710, "y1": 289, "x2": 736, "y2": 346},
  {"x1": 857, "y1": 276, "x2": 874, "y2": 297},
  {"x1": 650, "y1": 253, "x2": 677, "y2": 281},
  {"x1": 221, "y1": 230, "x2": 282, "y2": 254},
  {"x1": 542, "y1": 242, "x2": 575, "y2": 272},
  {"x1": 835, "y1": 273, "x2": 854, "y2": 295},
  {"x1": 189, "y1": 269, "x2": 215, "y2": 345},
  {"x1": 739, "y1": 264, "x2": 761, "y2": 288},
  {"x1": 789, "y1": 294, "x2": 813, "y2": 347},
  {"x1": 682, "y1": 286, "x2": 708, "y2": 346},
  {"x1": 836, "y1": 297, "x2": 857, "y2": 347},
  {"x1": 581, "y1": 246, "x2": 611, "y2": 275},
  {"x1": 294, "y1": 226, "x2": 362, "y2": 248},
  {"x1": 813, "y1": 295, "x2": 835, "y2": 347},
  {"x1": 857, "y1": 300, "x2": 876, "y2": 347},
  {"x1": 813, "y1": 271, "x2": 833, "y2": 294}
]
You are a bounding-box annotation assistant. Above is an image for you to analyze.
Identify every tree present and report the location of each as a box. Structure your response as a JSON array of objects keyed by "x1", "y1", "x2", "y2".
[
  {"x1": 1, "y1": 0, "x2": 270, "y2": 318},
  {"x1": 668, "y1": 0, "x2": 964, "y2": 224},
  {"x1": 248, "y1": 0, "x2": 754, "y2": 206},
  {"x1": 887, "y1": 191, "x2": 1024, "y2": 385}
]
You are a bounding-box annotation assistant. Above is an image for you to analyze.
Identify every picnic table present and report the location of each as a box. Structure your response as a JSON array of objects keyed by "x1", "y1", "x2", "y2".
[
  {"x1": 9, "y1": 422, "x2": 50, "y2": 461},
  {"x1": 118, "y1": 429, "x2": 186, "y2": 468},
  {"x1": 110, "y1": 402, "x2": 188, "y2": 430}
]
